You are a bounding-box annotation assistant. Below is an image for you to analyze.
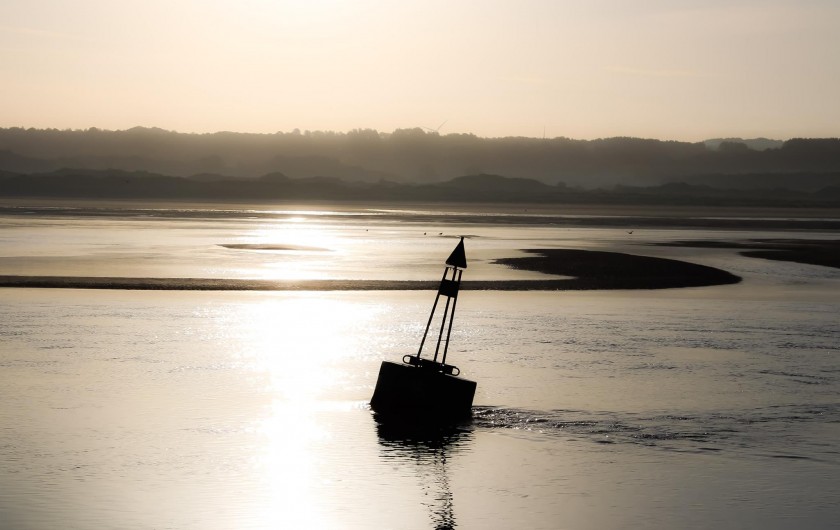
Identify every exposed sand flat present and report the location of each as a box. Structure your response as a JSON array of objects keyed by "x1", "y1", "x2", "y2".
[
  {"x1": 493, "y1": 249, "x2": 741, "y2": 290},
  {"x1": 655, "y1": 239, "x2": 840, "y2": 270},
  {"x1": 219, "y1": 243, "x2": 330, "y2": 252},
  {"x1": 0, "y1": 276, "x2": 439, "y2": 291},
  {"x1": 0, "y1": 249, "x2": 741, "y2": 291},
  {"x1": 2, "y1": 202, "x2": 840, "y2": 230}
]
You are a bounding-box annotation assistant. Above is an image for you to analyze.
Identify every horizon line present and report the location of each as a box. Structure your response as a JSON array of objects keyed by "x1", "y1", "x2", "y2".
[{"x1": 0, "y1": 125, "x2": 823, "y2": 144}]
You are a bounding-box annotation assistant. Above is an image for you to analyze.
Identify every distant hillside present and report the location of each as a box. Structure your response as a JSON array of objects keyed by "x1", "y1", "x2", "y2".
[
  {"x1": 703, "y1": 138, "x2": 784, "y2": 151},
  {"x1": 2, "y1": 169, "x2": 838, "y2": 208},
  {"x1": 1, "y1": 127, "x2": 839, "y2": 189},
  {"x1": 682, "y1": 172, "x2": 840, "y2": 192}
]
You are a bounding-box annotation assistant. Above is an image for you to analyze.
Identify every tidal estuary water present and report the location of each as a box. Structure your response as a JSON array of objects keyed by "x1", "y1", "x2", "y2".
[{"x1": 0, "y1": 203, "x2": 838, "y2": 529}]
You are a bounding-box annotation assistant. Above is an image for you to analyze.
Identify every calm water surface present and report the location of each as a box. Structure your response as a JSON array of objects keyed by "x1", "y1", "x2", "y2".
[{"x1": 1, "y1": 205, "x2": 838, "y2": 529}]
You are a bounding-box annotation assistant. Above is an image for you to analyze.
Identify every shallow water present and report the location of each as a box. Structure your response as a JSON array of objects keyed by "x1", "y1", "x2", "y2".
[{"x1": 0, "y1": 205, "x2": 838, "y2": 529}]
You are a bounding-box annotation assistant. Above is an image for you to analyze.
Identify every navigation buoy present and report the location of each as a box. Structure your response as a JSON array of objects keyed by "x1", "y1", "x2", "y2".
[{"x1": 370, "y1": 237, "x2": 477, "y2": 421}]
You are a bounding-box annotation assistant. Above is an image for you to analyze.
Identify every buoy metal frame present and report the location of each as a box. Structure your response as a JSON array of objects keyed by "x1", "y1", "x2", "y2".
[
  {"x1": 404, "y1": 262, "x2": 463, "y2": 375},
  {"x1": 405, "y1": 236, "x2": 467, "y2": 375},
  {"x1": 370, "y1": 237, "x2": 475, "y2": 421}
]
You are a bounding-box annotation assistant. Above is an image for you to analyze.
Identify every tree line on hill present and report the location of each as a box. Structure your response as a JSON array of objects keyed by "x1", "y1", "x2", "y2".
[
  {"x1": 1, "y1": 127, "x2": 839, "y2": 191},
  {"x1": 2, "y1": 168, "x2": 838, "y2": 208}
]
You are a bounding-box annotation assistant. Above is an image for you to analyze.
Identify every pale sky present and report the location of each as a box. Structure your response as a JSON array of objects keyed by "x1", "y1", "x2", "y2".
[{"x1": 1, "y1": 0, "x2": 838, "y2": 141}]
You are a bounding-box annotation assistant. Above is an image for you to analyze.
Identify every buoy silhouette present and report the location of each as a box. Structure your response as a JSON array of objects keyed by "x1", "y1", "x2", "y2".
[{"x1": 370, "y1": 237, "x2": 476, "y2": 421}]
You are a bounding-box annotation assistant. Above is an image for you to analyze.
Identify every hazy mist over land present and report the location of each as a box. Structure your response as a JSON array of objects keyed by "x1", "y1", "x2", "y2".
[
  {"x1": 3, "y1": 1, "x2": 840, "y2": 140},
  {"x1": 0, "y1": 0, "x2": 840, "y2": 205},
  {"x1": 3, "y1": 1, "x2": 839, "y2": 205},
  {"x1": 1, "y1": 127, "x2": 839, "y2": 206}
]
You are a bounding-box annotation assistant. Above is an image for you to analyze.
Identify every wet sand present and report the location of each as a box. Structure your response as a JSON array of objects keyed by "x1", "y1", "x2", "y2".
[
  {"x1": 493, "y1": 249, "x2": 741, "y2": 290},
  {"x1": 219, "y1": 243, "x2": 330, "y2": 252},
  {"x1": 656, "y1": 239, "x2": 840, "y2": 270},
  {"x1": 0, "y1": 249, "x2": 741, "y2": 291},
  {"x1": 2, "y1": 201, "x2": 840, "y2": 230}
]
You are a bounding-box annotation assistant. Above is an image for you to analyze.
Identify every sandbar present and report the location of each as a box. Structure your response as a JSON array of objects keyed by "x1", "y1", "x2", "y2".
[
  {"x1": 493, "y1": 249, "x2": 741, "y2": 290},
  {"x1": 656, "y1": 239, "x2": 840, "y2": 270},
  {"x1": 219, "y1": 243, "x2": 330, "y2": 252},
  {"x1": 0, "y1": 249, "x2": 741, "y2": 291}
]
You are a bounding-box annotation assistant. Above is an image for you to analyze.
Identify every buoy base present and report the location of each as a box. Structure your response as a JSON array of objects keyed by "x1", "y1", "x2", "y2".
[{"x1": 370, "y1": 361, "x2": 476, "y2": 421}]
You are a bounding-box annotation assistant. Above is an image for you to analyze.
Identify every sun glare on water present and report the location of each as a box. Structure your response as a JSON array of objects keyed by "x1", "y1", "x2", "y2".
[
  {"x1": 227, "y1": 294, "x2": 382, "y2": 526},
  {"x1": 239, "y1": 295, "x2": 379, "y2": 399},
  {"x1": 244, "y1": 218, "x2": 347, "y2": 280}
]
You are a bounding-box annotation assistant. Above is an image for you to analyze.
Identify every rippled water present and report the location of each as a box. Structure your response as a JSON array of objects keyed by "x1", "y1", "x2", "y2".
[{"x1": 0, "y1": 205, "x2": 838, "y2": 529}]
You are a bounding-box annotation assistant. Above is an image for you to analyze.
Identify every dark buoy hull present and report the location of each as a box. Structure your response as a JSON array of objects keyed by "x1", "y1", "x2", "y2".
[
  {"x1": 371, "y1": 239, "x2": 475, "y2": 424},
  {"x1": 370, "y1": 361, "x2": 476, "y2": 421}
]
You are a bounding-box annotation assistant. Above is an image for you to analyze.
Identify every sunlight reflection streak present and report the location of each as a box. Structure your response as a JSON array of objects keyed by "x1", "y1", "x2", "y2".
[
  {"x1": 233, "y1": 294, "x2": 382, "y2": 525},
  {"x1": 245, "y1": 222, "x2": 344, "y2": 280}
]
